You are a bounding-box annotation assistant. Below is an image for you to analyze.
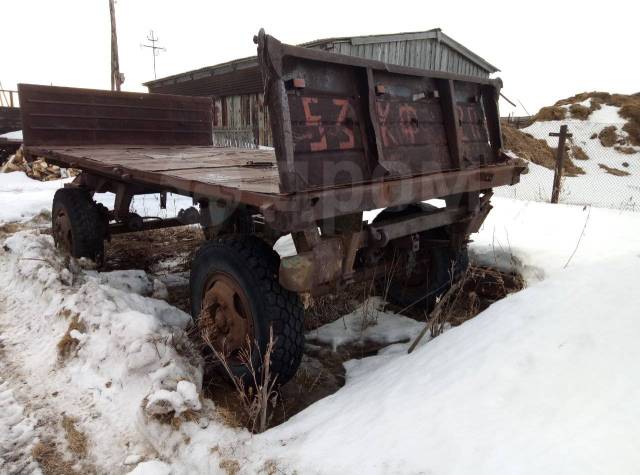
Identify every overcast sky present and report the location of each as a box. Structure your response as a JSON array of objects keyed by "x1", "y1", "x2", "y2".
[{"x1": 2, "y1": 0, "x2": 638, "y2": 116}]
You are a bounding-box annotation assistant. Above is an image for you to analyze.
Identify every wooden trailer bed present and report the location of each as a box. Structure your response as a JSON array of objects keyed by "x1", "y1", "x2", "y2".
[
  {"x1": 26, "y1": 144, "x2": 281, "y2": 195},
  {"x1": 15, "y1": 31, "x2": 528, "y2": 386}
]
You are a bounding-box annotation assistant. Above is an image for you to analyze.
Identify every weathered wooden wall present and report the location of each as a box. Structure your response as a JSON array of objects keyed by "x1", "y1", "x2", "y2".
[{"x1": 212, "y1": 93, "x2": 271, "y2": 147}]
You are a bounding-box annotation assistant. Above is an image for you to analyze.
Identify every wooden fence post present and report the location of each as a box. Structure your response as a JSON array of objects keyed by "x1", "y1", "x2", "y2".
[{"x1": 549, "y1": 125, "x2": 572, "y2": 204}]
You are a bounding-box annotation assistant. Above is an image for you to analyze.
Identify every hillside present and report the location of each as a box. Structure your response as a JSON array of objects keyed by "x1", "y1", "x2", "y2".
[{"x1": 500, "y1": 92, "x2": 640, "y2": 209}]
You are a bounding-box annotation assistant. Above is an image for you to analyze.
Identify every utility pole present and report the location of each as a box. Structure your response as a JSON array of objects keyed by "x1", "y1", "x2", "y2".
[
  {"x1": 141, "y1": 30, "x2": 166, "y2": 79},
  {"x1": 109, "y1": 0, "x2": 124, "y2": 90}
]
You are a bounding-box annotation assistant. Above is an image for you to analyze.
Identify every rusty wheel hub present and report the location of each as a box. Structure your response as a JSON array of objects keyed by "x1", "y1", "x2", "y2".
[
  {"x1": 199, "y1": 273, "x2": 253, "y2": 362},
  {"x1": 53, "y1": 208, "x2": 73, "y2": 253}
]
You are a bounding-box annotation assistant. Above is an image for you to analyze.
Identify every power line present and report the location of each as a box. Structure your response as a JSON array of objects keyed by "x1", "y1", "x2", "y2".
[{"x1": 141, "y1": 30, "x2": 166, "y2": 79}]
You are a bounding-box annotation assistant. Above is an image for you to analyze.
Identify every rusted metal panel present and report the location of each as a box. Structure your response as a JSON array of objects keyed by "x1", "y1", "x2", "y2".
[
  {"x1": 0, "y1": 106, "x2": 21, "y2": 135},
  {"x1": 18, "y1": 84, "x2": 213, "y2": 146},
  {"x1": 257, "y1": 31, "x2": 504, "y2": 194}
]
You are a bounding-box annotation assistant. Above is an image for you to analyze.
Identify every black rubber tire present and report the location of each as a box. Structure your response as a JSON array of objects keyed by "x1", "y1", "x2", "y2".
[
  {"x1": 374, "y1": 203, "x2": 469, "y2": 310},
  {"x1": 190, "y1": 235, "x2": 304, "y2": 386},
  {"x1": 52, "y1": 188, "x2": 107, "y2": 263}
]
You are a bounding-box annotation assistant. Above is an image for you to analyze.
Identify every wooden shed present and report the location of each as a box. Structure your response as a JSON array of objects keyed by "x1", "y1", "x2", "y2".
[{"x1": 144, "y1": 29, "x2": 498, "y2": 147}]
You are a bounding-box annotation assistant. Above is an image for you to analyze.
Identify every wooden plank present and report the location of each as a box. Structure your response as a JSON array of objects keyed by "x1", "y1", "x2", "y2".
[
  {"x1": 436, "y1": 79, "x2": 464, "y2": 169},
  {"x1": 19, "y1": 84, "x2": 213, "y2": 146}
]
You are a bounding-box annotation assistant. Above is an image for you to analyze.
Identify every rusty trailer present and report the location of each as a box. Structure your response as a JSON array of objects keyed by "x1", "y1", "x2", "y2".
[{"x1": 19, "y1": 30, "x2": 526, "y2": 384}]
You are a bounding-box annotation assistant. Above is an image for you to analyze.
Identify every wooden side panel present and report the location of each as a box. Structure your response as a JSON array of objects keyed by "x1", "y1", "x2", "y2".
[
  {"x1": 454, "y1": 81, "x2": 493, "y2": 168},
  {"x1": 371, "y1": 70, "x2": 451, "y2": 175},
  {"x1": 18, "y1": 84, "x2": 213, "y2": 146},
  {"x1": 262, "y1": 33, "x2": 503, "y2": 193},
  {"x1": 282, "y1": 57, "x2": 373, "y2": 188}
]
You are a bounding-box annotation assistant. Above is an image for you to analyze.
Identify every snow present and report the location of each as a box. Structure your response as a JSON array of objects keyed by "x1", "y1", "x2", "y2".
[
  {"x1": 471, "y1": 197, "x2": 640, "y2": 281},
  {"x1": 250, "y1": 256, "x2": 640, "y2": 475},
  {"x1": 0, "y1": 172, "x2": 72, "y2": 223},
  {"x1": 307, "y1": 296, "x2": 426, "y2": 350},
  {"x1": 145, "y1": 381, "x2": 201, "y2": 416},
  {"x1": 0, "y1": 231, "x2": 203, "y2": 472},
  {"x1": 0, "y1": 130, "x2": 22, "y2": 140},
  {"x1": 0, "y1": 172, "x2": 639, "y2": 473},
  {"x1": 0, "y1": 379, "x2": 40, "y2": 474},
  {"x1": 128, "y1": 460, "x2": 172, "y2": 475}
]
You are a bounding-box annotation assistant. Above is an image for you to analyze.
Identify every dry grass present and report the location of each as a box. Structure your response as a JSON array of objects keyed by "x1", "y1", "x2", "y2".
[
  {"x1": 554, "y1": 91, "x2": 611, "y2": 106},
  {"x1": 553, "y1": 92, "x2": 640, "y2": 146},
  {"x1": 598, "y1": 126, "x2": 619, "y2": 147},
  {"x1": 534, "y1": 106, "x2": 566, "y2": 121},
  {"x1": 502, "y1": 124, "x2": 584, "y2": 176},
  {"x1": 431, "y1": 266, "x2": 524, "y2": 332},
  {"x1": 32, "y1": 442, "x2": 80, "y2": 475},
  {"x1": 570, "y1": 145, "x2": 589, "y2": 161},
  {"x1": 598, "y1": 163, "x2": 630, "y2": 176},
  {"x1": 568, "y1": 103, "x2": 591, "y2": 120},
  {"x1": 61, "y1": 416, "x2": 87, "y2": 458},
  {"x1": 614, "y1": 145, "x2": 637, "y2": 155},
  {"x1": 304, "y1": 282, "x2": 368, "y2": 331},
  {"x1": 623, "y1": 120, "x2": 640, "y2": 146},
  {"x1": 57, "y1": 314, "x2": 86, "y2": 361},
  {"x1": 203, "y1": 329, "x2": 280, "y2": 433},
  {"x1": 260, "y1": 459, "x2": 282, "y2": 475},
  {"x1": 219, "y1": 459, "x2": 241, "y2": 475}
]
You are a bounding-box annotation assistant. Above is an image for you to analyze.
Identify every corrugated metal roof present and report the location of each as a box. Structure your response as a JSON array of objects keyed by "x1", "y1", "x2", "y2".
[
  {"x1": 144, "y1": 28, "x2": 498, "y2": 90},
  {"x1": 143, "y1": 56, "x2": 258, "y2": 88}
]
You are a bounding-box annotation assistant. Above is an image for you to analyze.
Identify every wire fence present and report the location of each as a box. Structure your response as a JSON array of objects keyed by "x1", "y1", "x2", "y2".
[{"x1": 496, "y1": 121, "x2": 640, "y2": 211}]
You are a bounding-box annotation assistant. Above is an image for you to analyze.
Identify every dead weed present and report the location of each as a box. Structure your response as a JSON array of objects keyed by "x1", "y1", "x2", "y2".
[
  {"x1": 56, "y1": 314, "x2": 85, "y2": 361},
  {"x1": 502, "y1": 124, "x2": 584, "y2": 176},
  {"x1": 570, "y1": 144, "x2": 589, "y2": 161},
  {"x1": 534, "y1": 106, "x2": 566, "y2": 121},
  {"x1": 598, "y1": 126, "x2": 619, "y2": 147},
  {"x1": 32, "y1": 442, "x2": 80, "y2": 475},
  {"x1": 219, "y1": 458, "x2": 241, "y2": 475},
  {"x1": 615, "y1": 145, "x2": 637, "y2": 155},
  {"x1": 598, "y1": 163, "x2": 630, "y2": 176},
  {"x1": 61, "y1": 416, "x2": 87, "y2": 458}
]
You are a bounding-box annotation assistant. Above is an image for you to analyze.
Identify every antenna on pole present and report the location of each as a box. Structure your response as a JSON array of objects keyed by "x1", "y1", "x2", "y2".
[
  {"x1": 109, "y1": 0, "x2": 124, "y2": 90},
  {"x1": 141, "y1": 30, "x2": 166, "y2": 79}
]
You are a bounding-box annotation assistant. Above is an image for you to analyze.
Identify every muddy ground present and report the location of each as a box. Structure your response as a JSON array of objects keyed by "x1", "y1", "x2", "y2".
[{"x1": 102, "y1": 226, "x2": 524, "y2": 430}]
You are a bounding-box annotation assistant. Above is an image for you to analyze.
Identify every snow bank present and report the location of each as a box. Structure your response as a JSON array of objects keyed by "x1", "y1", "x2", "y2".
[
  {"x1": 0, "y1": 379, "x2": 40, "y2": 474},
  {"x1": 250, "y1": 256, "x2": 640, "y2": 474},
  {"x1": 0, "y1": 231, "x2": 204, "y2": 472},
  {"x1": 472, "y1": 197, "x2": 640, "y2": 282}
]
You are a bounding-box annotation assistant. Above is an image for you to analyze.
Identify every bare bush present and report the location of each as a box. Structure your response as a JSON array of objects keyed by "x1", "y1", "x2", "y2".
[{"x1": 203, "y1": 329, "x2": 279, "y2": 433}]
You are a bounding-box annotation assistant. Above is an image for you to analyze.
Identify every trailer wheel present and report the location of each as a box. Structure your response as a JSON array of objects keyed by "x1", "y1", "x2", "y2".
[
  {"x1": 190, "y1": 235, "x2": 304, "y2": 386},
  {"x1": 52, "y1": 188, "x2": 107, "y2": 263},
  {"x1": 374, "y1": 203, "x2": 469, "y2": 310}
]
